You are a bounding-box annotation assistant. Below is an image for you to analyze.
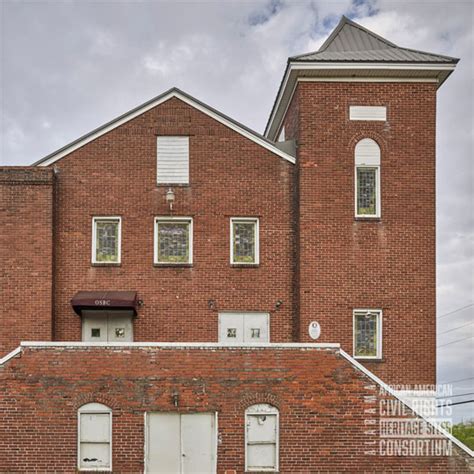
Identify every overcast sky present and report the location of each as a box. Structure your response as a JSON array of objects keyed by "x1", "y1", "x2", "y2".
[{"x1": 1, "y1": 0, "x2": 472, "y2": 421}]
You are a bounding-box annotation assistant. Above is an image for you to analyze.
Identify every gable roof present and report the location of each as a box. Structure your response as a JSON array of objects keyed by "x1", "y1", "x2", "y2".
[
  {"x1": 264, "y1": 16, "x2": 459, "y2": 140},
  {"x1": 34, "y1": 87, "x2": 295, "y2": 167},
  {"x1": 291, "y1": 16, "x2": 459, "y2": 63}
]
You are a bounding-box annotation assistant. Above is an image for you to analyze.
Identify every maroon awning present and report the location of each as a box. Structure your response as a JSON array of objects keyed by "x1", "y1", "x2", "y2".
[{"x1": 71, "y1": 291, "x2": 138, "y2": 316}]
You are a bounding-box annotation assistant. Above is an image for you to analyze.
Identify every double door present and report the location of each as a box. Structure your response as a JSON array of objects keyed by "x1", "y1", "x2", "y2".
[{"x1": 146, "y1": 412, "x2": 216, "y2": 473}]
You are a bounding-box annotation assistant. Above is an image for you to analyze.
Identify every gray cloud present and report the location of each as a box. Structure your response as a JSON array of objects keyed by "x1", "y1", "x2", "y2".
[{"x1": 1, "y1": 0, "x2": 472, "y2": 421}]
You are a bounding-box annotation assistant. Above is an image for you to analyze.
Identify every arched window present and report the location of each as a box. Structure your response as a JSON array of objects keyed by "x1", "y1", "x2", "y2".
[
  {"x1": 78, "y1": 402, "x2": 112, "y2": 471},
  {"x1": 245, "y1": 404, "x2": 279, "y2": 472},
  {"x1": 355, "y1": 138, "x2": 381, "y2": 218}
]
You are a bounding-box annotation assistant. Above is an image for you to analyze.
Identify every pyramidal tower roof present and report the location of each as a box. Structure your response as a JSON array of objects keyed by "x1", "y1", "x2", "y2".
[{"x1": 290, "y1": 16, "x2": 458, "y2": 63}]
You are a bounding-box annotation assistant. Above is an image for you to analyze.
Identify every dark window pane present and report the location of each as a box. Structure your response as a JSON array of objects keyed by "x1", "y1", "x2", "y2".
[
  {"x1": 157, "y1": 221, "x2": 190, "y2": 263},
  {"x1": 354, "y1": 313, "x2": 378, "y2": 357},
  {"x1": 233, "y1": 222, "x2": 255, "y2": 263},
  {"x1": 95, "y1": 221, "x2": 119, "y2": 262},
  {"x1": 357, "y1": 168, "x2": 377, "y2": 215}
]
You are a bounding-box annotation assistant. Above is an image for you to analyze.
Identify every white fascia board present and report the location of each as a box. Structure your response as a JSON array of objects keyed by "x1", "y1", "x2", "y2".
[
  {"x1": 339, "y1": 349, "x2": 474, "y2": 458},
  {"x1": 0, "y1": 346, "x2": 21, "y2": 365},
  {"x1": 20, "y1": 341, "x2": 340, "y2": 349},
  {"x1": 265, "y1": 62, "x2": 455, "y2": 140},
  {"x1": 36, "y1": 91, "x2": 295, "y2": 167}
]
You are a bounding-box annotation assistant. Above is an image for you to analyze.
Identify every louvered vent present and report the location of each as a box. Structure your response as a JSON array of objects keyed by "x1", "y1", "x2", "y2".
[
  {"x1": 157, "y1": 136, "x2": 189, "y2": 184},
  {"x1": 350, "y1": 106, "x2": 387, "y2": 121}
]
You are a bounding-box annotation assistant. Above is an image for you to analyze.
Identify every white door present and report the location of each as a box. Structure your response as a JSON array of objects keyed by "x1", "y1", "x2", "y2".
[
  {"x1": 219, "y1": 313, "x2": 244, "y2": 343},
  {"x1": 146, "y1": 413, "x2": 216, "y2": 474},
  {"x1": 181, "y1": 413, "x2": 216, "y2": 474},
  {"x1": 82, "y1": 311, "x2": 133, "y2": 342},
  {"x1": 219, "y1": 313, "x2": 269, "y2": 343},
  {"x1": 243, "y1": 313, "x2": 269, "y2": 343}
]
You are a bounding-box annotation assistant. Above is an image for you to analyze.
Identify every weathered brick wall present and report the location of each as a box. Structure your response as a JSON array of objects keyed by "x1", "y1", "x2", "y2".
[
  {"x1": 282, "y1": 82, "x2": 437, "y2": 385},
  {"x1": 0, "y1": 168, "x2": 54, "y2": 354},
  {"x1": 50, "y1": 97, "x2": 295, "y2": 344},
  {"x1": 0, "y1": 345, "x2": 470, "y2": 473}
]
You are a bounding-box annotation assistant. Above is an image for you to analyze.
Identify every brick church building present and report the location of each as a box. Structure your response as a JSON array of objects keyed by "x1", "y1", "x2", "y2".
[{"x1": 1, "y1": 16, "x2": 472, "y2": 472}]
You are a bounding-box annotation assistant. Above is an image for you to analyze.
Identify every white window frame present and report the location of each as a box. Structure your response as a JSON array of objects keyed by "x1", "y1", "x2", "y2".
[
  {"x1": 354, "y1": 138, "x2": 381, "y2": 218},
  {"x1": 154, "y1": 217, "x2": 193, "y2": 265},
  {"x1": 91, "y1": 217, "x2": 122, "y2": 264},
  {"x1": 230, "y1": 217, "x2": 259, "y2": 265},
  {"x1": 245, "y1": 404, "x2": 279, "y2": 472},
  {"x1": 77, "y1": 403, "x2": 112, "y2": 472},
  {"x1": 355, "y1": 165, "x2": 381, "y2": 218},
  {"x1": 353, "y1": 309, "x2": 383, "y2": 360}
]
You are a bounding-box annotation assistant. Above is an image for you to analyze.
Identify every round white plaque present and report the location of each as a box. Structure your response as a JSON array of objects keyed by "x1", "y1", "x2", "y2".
[{"x1": 308, "y1": 321, "x2": 321, "y2": 340}]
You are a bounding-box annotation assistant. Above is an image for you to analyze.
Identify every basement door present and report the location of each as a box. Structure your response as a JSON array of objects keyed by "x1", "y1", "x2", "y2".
[{"x1": 146, "y1": 412, "x2": 217, "y2": 474}]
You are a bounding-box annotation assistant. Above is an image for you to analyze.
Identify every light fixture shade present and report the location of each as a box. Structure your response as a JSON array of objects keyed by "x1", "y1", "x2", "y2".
[{"x1": 166, "y1": 188, "x2": 175, "y2": 203}]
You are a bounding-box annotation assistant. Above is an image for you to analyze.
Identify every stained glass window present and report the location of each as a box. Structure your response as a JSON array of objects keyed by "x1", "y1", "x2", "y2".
[
  {"x1": 354, "y1": 311, "x2": 381, "y2": 358},
  {"x1": 356, "y1": 167, "x2": 377, "y2": 216},
  {"x1": 156, "y1": 219, "x2": 191, "y2": 264},
  {"x1": 94, "y1": 218, "x2": 120, "y2": 263},
  {"x1": 232, "y1": 219, "x2": 258, "y2": 264}
]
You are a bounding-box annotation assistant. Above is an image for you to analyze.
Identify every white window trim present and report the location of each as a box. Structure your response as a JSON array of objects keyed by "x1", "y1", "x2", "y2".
[
  {"x1": 245, "y1": 404, "x2": 279, "y2": 472},
  {"x1": 91, "y1": 217, "x2": 122, "y2": 264},
  {"x1": 353, "y1": 309, "x2": 383, "y2": 360},
  {"x1": 354, "y1": 164, "x2": 381, "y2": 218},
  {"x1": 154, "y1": 216, "x2": 193, "y2": 265},
  {"x1": 230, "y1": 217, "x2": 260, "y2": 265},
  {"x1": 77, "y1": 403, "x2": 112, "y2": 472}
]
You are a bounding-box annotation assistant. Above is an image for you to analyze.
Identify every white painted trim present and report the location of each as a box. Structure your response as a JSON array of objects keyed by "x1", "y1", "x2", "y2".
[
  {"x1": 230, "y1": 217, "x2": 259, "y2": 265},
  {"x1": 0, "y1": 346, "x2": 21, "y2": 365},
  {"x1": 77, "y1": 403, "x2": 113, "y2": 472},
  {"x1": 298, "y1": 77, "x2": 439, "y2": 83},
  {"x1": 19, "y1": 341, "x2": 340, "y2": 349},
  {"x1": 154, "y1": 216, "x2": 193, "y2": 265},
  {"x1": 91, "y1": 216, "x2": 122, "y2": 265},
  {"x1": 36, "y1": 90, "x2": 295, "y2": 167},
  {"x1": 143, "y1": 412, "x2": 148, "y2": 474},
  {"x1": 265, "y1": 62, "x2": 453, "y2": 140},
  {"x1": 290, "y1": 62, "x2": 456, "y2": 72},
  {"x1": 354, "y1": 165, "x2": 381, "y2": 219},
  {"x1": 245, "y1": 404, "x2": 279, "y2": 472},
  {"x1": 352, "y1": 309, "x2": 383, "y2": 359},
  {"x1": 339, "y1": 349, "x2": 474, "y2": 458}
]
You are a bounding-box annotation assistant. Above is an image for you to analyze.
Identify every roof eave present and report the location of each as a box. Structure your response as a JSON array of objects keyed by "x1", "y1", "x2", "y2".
[
  {"x1": 34, "y1": 87, "x2": 296, "y2": 167},
  {"x1": 264, "y1": 61, "x2": 458, "y2": 141}
]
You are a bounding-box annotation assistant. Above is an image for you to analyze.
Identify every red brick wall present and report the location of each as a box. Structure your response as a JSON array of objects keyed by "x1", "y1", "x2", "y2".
[
  {"x1": 51, "y1": 97, "x2": 295, "y2": 344},
  {"x1": 0, "y1": 168, "x2": 54, "y2": 354},
  {"x1": 0, "y1": 345, "x2": 469, "y2": 473},
  {"x1": 282, "y1": 82, "x2": 437, "y2": 385}
]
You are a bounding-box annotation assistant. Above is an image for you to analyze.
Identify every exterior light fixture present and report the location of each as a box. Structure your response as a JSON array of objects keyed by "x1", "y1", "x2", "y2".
[
  {"x1": 166, "y1": 188, "x2": 175, "y2": 210},
  {"x1": 172, "y1": 391, "x2": 179, "y2": 407},
  {"x1": 275, "y1": 300, "x2": 283, "y2": 309}
]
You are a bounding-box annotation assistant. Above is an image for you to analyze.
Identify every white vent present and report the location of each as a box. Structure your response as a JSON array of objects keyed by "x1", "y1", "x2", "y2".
[
  {"x1": 350, "y1": 106, "x2": 387, "y2": 121},
  {"x1": 157, "y1": 136, "x2": 189, "y2": 184}
]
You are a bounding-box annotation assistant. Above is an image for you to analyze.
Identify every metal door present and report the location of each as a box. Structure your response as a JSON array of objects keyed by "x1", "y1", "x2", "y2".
[
  {"x1": 243, "y1": 313, "x2": 269, "y2": 343},
  {"x1": 82, "y1": 312, "x2": 108, "y2": 342},
  {"x1": 181, "y1": 413, "x2": 216, "y2": 473},
  {"x1": 219, "y1": 313, "x2": 244, "y2": 343},
  {"x1": 146, "y1": 413, "x2": 181, "y2": 473},
  {"x1": 146, "y1": 412, "x2": 216, "y2": 473},
  {"x1": 107, "y1": 312, "x2": 133, "y2": 342}
]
